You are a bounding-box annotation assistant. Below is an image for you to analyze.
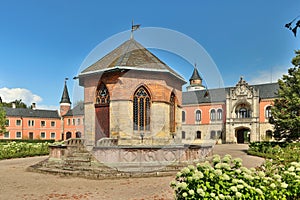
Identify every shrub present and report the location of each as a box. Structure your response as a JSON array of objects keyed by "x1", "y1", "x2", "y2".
[
  {"x1": 171, "y1": 155, "x2": 300, "y2": 199},
  {"x1": 0, "y1": 141, "x2": 50, "y2": 160}
]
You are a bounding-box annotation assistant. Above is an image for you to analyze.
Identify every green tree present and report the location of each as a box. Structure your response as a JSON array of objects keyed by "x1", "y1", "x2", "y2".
[
  {"x1": 271, "y1": 50, "x2": 300, "y2": 141},
  {"x1": 0, "y1": 104, "x2": 6, "y2": 135},
  {"x1": 1, "y1": 99, "x2": 27, "y2": 108}
]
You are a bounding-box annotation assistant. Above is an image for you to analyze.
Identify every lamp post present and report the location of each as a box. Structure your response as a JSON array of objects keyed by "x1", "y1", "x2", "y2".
[{"x1": 140, "y1": 132, "x2": 144, "y2": 144}]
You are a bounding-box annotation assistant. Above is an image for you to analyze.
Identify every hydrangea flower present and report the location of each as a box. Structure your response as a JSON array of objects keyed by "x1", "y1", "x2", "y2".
[
  {"x1": 230, "y1": 186, "x2": 238, "y2": 192},
  {"x1": 188, "y1": 189, "x2": 194, "y2": 196},
  {"x1": 281, "y1": 182, "x2": 288, "y2": 189},
  {"x1": 235, "y1": 192, "x2": 242, "y2": 198},
  {"x1": 197, "y1": 188, "x2": 205, "y2": 196}
]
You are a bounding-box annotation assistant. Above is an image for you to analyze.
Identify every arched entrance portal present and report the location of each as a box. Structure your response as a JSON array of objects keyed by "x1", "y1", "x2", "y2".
[
  {"x1": 236, "y1": 128, "x2": 250, "y2": 144},
  {"x1": 95, "y1": 83, "x2": 110, "y2": 143}
]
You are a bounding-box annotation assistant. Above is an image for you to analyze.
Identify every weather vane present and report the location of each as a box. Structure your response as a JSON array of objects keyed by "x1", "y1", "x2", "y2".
[
  {"x1": 285, "y1": 15, "x2": 300, "y2": 37},
  {"x1": 131, "y1": 20, "x2": 141, "y2": 39}
]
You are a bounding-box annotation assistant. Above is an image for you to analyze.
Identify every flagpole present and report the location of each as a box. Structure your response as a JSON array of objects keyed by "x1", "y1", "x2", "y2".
[{"x1": 131, "y1": 20, "x2": 134, "y2": 39}]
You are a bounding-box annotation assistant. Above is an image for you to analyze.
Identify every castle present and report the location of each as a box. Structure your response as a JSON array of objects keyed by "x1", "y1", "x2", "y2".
[{"x1": 1, "y1": 38, "x2": 278, "y2": 145}]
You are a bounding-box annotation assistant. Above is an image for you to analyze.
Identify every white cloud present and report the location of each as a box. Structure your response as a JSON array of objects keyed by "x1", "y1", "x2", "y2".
[
  {"x1": 248, "y1": 66, "x2": 290, "y2": 85},
  {"x1": 0, "y1": 87, "x2": 42, "y2": 106},
  {"x1": 0, "y1": 87, "x2": 59, "y2": 110}
]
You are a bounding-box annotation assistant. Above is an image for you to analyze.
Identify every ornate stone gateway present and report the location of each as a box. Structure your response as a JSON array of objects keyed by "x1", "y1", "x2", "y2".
[{"x1": 236, "y1": 128, "x2": 250, "y2": 143}]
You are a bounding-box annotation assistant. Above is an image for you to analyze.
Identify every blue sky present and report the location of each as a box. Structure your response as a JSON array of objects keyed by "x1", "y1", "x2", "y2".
[{"x1": 0, "y1": 0, "x2": 299, "y2": 109}]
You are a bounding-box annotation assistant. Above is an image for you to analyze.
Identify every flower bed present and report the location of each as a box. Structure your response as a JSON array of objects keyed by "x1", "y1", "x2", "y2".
[
  {"x1": 171, "y1": 154, "x2": 300, "y2": 199},
  {"x1": 0, "y1": 141, "x2": 50, "y2": 160}
]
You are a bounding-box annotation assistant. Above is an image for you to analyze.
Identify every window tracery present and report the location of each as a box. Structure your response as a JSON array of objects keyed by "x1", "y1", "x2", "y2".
[{"x1": 133, "y1": 87, "x2": 151, "y2": 131}]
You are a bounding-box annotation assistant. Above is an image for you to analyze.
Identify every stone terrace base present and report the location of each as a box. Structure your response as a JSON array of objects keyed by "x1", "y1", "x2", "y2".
[{"x1": 28, "y1": 139, "x2": 213, "y2": 179}]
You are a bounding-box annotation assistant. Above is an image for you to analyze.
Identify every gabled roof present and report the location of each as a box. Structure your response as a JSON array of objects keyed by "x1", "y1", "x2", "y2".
[
  {"x1": 4, "y1": 107, "x2": 60, "y2": 119},
  {"x1": 65, "y1": 102, "x2": 84, "y2": 116},
  {"x1": 79, "y1": 38, "x2": 185, "y2": 82},
  {"x1": 182, "y1": 82, "x2": 279, "y2": 105}
]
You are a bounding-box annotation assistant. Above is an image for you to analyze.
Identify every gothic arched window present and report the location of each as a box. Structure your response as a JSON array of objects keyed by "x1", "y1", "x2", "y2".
[
  {"x1": 96, "y1": 83, "x2": 109, "y2": 105},
  {"x1": 170, "y1": 93, "x2": 176, "y2": 133},
  {"x1": 133, "y1": 87, "x2": 151, "y2": 131}
]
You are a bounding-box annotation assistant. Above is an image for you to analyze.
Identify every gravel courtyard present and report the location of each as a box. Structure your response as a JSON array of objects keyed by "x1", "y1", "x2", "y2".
[{"x1": 0, "y1": 144, "x2": 264, "y2": 200}]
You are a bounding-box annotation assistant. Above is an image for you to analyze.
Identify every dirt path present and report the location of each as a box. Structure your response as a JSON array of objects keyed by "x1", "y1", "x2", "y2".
[{"x1": 0, "y1": 144, "x2": 264, "y2": 200}]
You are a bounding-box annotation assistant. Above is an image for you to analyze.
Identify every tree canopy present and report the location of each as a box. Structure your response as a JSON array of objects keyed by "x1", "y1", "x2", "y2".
[
  {"x1": 1, "y1": 99, "x2": 27, "y2": 108},
  {"x1": 0, "y1": 104, "x2": 6, "y2": 135},
  {"x1": 271, "y1": 50, "x2": 300, "y2": 141}
]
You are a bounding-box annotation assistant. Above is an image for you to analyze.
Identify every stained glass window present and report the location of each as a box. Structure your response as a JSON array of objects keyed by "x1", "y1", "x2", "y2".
[
  {"x1": 133, "y1": 87, "x2": 151, "y2": 131},
  {"x1": 170, "y1": 93, "x2": 176, "y2": 132}
]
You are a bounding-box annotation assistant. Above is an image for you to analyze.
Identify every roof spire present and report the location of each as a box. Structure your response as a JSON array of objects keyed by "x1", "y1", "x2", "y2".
[
  {"x1": 189, "y1": 64, "x2": 202, "y2": 82},
  {"x1": 60, "y1": 78, "x2": 71, "y2": 104}
]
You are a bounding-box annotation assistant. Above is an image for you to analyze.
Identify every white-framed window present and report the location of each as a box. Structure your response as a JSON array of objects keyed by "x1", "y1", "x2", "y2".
[
  {"x1": 195, "y1": 110, "x2": 201, "y2": 122},
  {"x1": 265, "y1": 106, "x2": 272, "y2": 118},
  {"x1": 217, "y1": 109, "x2": 223, "y2": 120},
  {"x1": 41, "y1": 121, "x2": 46, "y2": 127},
  {"x1": 210, "y1": 109, "x2": 216, "y2": 121},
  {"x1": 16, "y1": 119, "x2": 21, "y2": 126},
  {"x1": 51, "y1": 121, "x2": 55, "y2": 127},
  {"x1": 72, "y1": 119, "x2": 75, "y2": 125},
  {"x1": 16, "y1": 131, "x2": 22, "y2": 138},
  {"x1": 40, "y1": 132, "x2": 46, "y2": 139},
  {"x1": 50, "y1": 132, "x2": 56, "y2": 139},
  {"x1": 28, "y1": 120, "x2": 34, "y2": 126},
  {"x1": 5, "y1": 119, "x2": 9, "y2": 126},
  {"x1": 67, "y1": 119, "x2": 71, "y2": 125},
  {"x1": 4, "y1": 132, "x2": 9, "y2": 138}
]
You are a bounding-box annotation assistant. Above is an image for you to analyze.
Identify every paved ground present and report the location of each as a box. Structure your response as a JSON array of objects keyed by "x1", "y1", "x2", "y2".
[{"x1": 0, "y1": 144, "x2": 264, "y2": 200}]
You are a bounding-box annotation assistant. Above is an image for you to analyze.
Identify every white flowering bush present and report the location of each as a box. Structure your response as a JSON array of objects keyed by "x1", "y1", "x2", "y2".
[
  {"x1": 171, "y1": 155, "x2": 300, "y2": 199},
  {"x1": 0, "y1": 141, "x2": 49, "y2": 159}
]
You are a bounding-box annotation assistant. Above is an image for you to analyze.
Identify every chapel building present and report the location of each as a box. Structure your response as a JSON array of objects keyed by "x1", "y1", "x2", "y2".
[{"x1": 1, "y1": 38, "x2": 279, "y2": 144}]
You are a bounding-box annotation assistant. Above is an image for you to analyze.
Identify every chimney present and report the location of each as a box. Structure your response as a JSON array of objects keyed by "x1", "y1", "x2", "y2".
[
  {"x1": 32, "y1": 103, "x2": 36, "y2": 110},
  {"x1": 12, "y1": 102, "x2": 16, "y2": 108}
]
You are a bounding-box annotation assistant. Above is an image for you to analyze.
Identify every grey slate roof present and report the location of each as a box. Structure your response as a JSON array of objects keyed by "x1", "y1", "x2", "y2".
[
  {"x1": 183, "y1": 88, "x2": 228, "y2": 105},
  {"x1": 79, "y1": 38, "x2": 185, "y2": 82},
  {"x1": 182, "y1": 82, "x2": 279, "y2": 105},
  {"x1": 4, "y1": 107, "x2": 60, "y2": 119},
  {"x1": 65, "y1": 103, "x2": 84, "y2": 116},
  {"x1": 60, "y1": 81, "x2": 71, "y2": 104},
  {"x1": 189, "y1": 68, "x2": 202, "y2": 81},
  {"x1": 253, "y1": 82, "x2": 279, "y2": 99}
]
